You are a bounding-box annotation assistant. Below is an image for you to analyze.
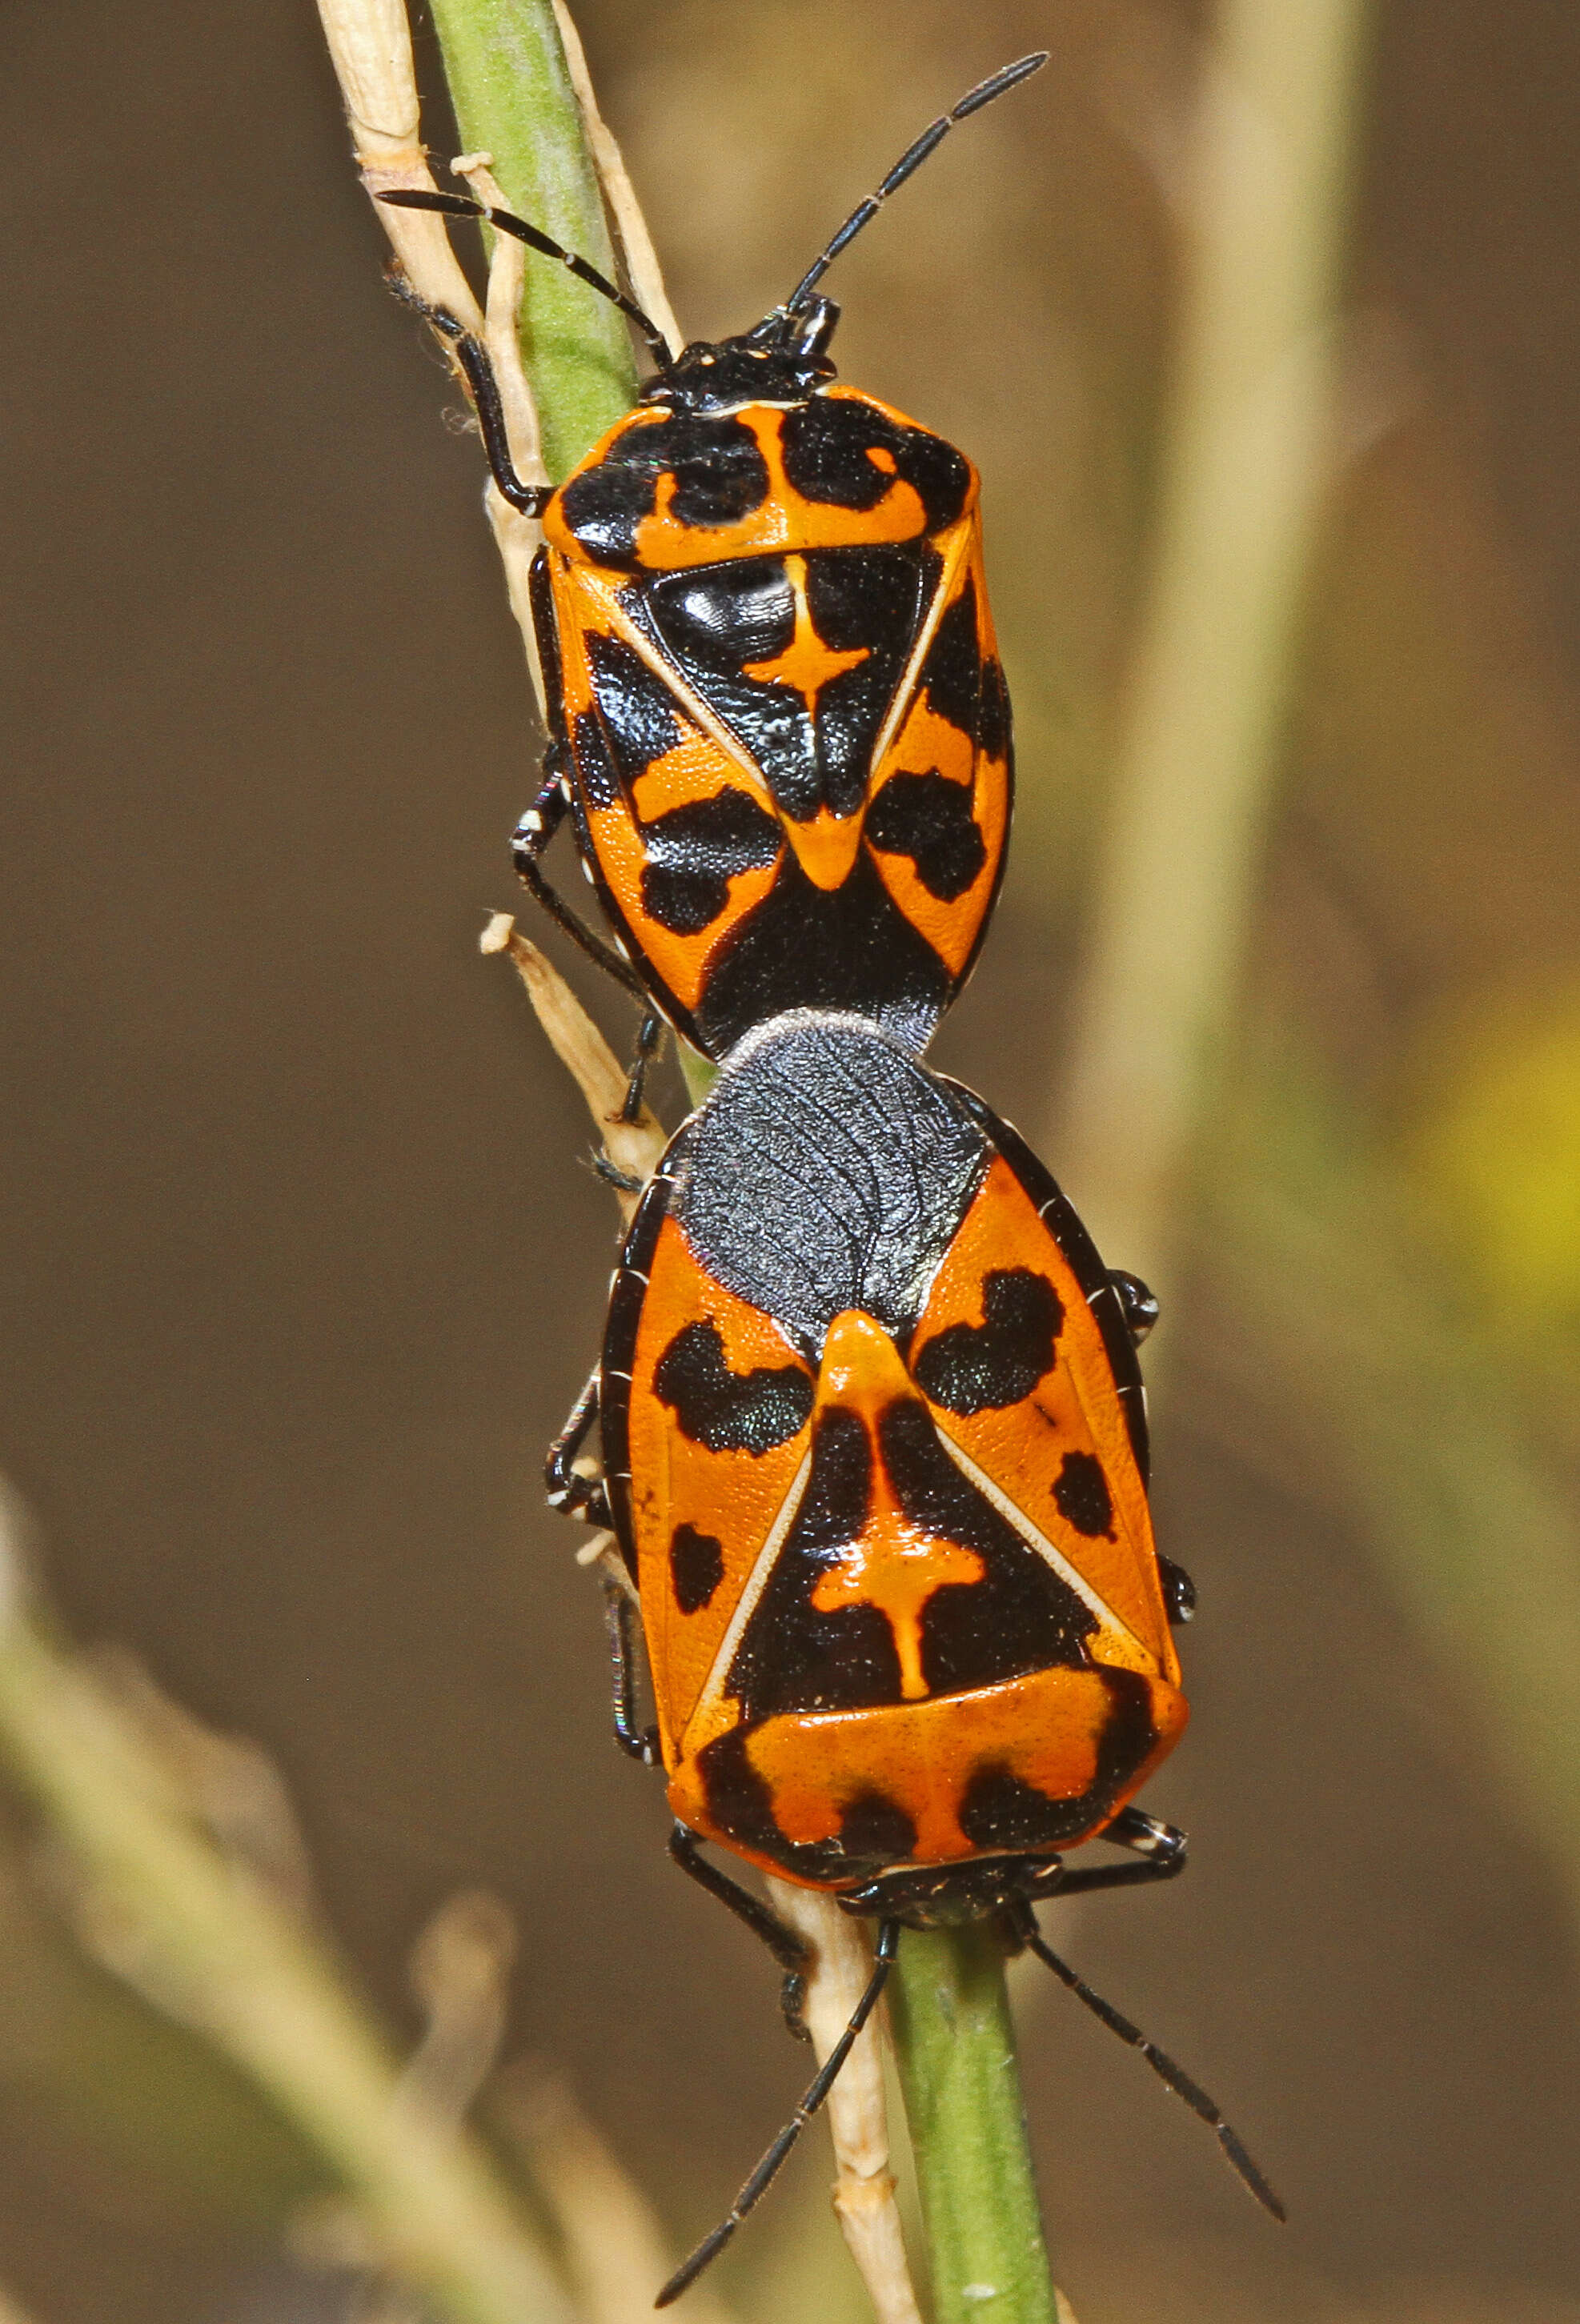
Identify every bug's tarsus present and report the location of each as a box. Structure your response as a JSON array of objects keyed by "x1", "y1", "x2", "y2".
[
  {"x1": 383, "y1": 262, "x2": 551, "y2": 515},
  {"x1": 602, "y1": 1577, "x2": 661, "y2": 1764},
  {"x1": 511, "y1": 831, "x2": 649, "y2": 1001},
  {"x1": 668, "y1": 1825, "x2": 810, "y2": 2017},
  {"x1": 545, "y1": 1368, "x2": 612, "y2": 1526},
  {"x1": 784, "y1": 50, "x2": 1049, "y2": 312},
  {"x1": 379, "y1": 187, "x2": 675, "y2": 369},
  {"x1": 1013, "y1": 1901, "x2": 1285, "y2": 2222},
  {"x1": 1157, "y1": 1553, "x2": 1197, "y2": 1625},
  {"x1": 592, "y1": 1152, "x2": 644, "y2": 1195},
  {"x1": 1052, "y1": 1804, "x2": 1188, "y2": 1897},
  {"x1": 656, "y1": 1917, "x2": 900, "y2": 2306},
  {"x1": 620, "y1": 1012, "x2": 665, "y2": 1124}
]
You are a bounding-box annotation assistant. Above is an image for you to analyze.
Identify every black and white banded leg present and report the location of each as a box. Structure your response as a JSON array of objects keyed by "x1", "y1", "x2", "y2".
[
  {"x1": 543, "y1": 1368, "x2": 610, "y2": 1528},
  {"x1": 1007, "y1": 1893, "x2": 1285, "y2": 2221},
  {"x1": 1053, "y1": 1804, "x2": 1189, "y2": 1898},
  {"x1": 656, "y1": 1908, "x2": 900, "y2": 2306}
]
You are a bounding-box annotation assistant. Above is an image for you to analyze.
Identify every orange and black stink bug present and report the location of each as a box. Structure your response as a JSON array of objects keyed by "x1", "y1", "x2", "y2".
[
  {"x1": 383, "y1": 58, "x2": 1043, "y2": 1088},
  {"x1": 551, "y1": 1012, "x2": 1281, "y2": 2298}
]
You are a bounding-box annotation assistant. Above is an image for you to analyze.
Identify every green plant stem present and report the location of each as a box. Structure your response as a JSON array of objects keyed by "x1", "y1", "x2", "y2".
[
  {"x1": 427, "y1": 0, "x2": 636, "y2": 479},
  {"x1": 0, "y1": 1530, "x2": 571, "y2": 2324},
  {"x1": 888, "y1": 1925, "x2": 1057, "y2": 2324}
]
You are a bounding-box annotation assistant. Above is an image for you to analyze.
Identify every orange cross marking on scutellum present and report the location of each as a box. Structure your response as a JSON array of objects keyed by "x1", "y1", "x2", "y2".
[{"x1": 743, "y1": 555, "x2": 869, "y2": 709}]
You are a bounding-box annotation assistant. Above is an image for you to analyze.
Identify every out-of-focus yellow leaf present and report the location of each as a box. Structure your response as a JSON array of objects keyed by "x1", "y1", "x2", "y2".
[{"x1": 1406, "y1": 984, "x2": 1580, "y2": 1326}]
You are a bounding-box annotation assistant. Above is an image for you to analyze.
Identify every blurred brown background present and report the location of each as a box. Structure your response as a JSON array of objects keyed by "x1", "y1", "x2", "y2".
[{"x1": 5, "y1": 2, "x2": 1580, "y2": 2320}]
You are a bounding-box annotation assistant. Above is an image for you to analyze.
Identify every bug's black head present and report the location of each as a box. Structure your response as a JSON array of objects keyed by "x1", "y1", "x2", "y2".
[{"x1": 639, "y1": 298, "x2": 840, "y2": 414}]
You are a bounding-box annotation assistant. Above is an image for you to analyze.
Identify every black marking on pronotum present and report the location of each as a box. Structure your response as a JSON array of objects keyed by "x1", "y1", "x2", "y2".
[
  {"x1": 695, "y1": 1725, "x2": 863, "y2": 1886},
  {"x1": 912, "y1": 1267, "x2": 1064, "y2": 1414},
  {"x1": 652, "y1": 1319, "x2": 813, "y2": 1455},
  {"x1": 561, "y1": 411, "x2": 774, "y2": 568},
  {"x1": 778, "y1": 399, "x2": 971, "y2": 530},
  {"x1": 1053, "y1": 1449, "x2": 1115, "y2": 1541},
  {"x1": 959, "y1": 1765, "x2": 1103, "y2": 1853}
]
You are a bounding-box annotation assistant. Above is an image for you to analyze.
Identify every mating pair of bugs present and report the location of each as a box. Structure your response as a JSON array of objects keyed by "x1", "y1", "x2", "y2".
[{"x1": 382, "y1": 49, "x2": 1281, "y2": 2305}]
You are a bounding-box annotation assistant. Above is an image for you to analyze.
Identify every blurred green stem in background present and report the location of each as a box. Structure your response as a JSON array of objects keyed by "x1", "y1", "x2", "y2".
[
  {"x1": 0, "y1": 1494, "x2": 573, "y2": 2324},
  {"x1": 1209, "y1": 1044, "x2": 1580, "y2": 1935},
  {"x1": 420, "y1": 2, "x2": 1055, "y2": 2314},
  {"x1": 890, "y1": 1925, "x2": 1057, "y2": 2324},
  {"x1": 1057, "y1": 0, "x2": 1373, "y2": 1304}
]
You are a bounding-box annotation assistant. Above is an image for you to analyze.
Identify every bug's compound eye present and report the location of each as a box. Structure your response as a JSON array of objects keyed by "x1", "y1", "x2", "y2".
[
  {"x1": 1157, "y1": 1555, "x2": 1197, "y2": 1625},
  {"x1": 1109, "y1": 1268, "x2": 1159, "y2": 1345}
]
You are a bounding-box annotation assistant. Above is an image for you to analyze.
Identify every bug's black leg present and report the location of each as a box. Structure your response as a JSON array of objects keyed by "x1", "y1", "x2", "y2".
[
  {"x1": 1053, "y1": 1806, "x2": 1189, "y2": 1898},
  {"x1": 1109, "y1": 1267, "x2": 1160, "y2": 1345},
  {"x1": 656, "y1": 1919, "x2": 900, "y2": 2306},
  {"x1": 619, "y1": 1012, "x2": 664, "y2": 1124},
  {"x1": 1157, "y1": 1555, "x2": 1197, "y2": 1625},
  {"x1": 384, "y1": 270, "x2": 551, "y2": 516},
  {"x1": 601, "y1": 1577, "x2": 660, "y2": 1765},
  {"x1": 512, "y1": 751, "x2": 571, "y2": 863},
  {"x1": 591, "y1": 1153, "x2": 644, "y2": 1195},
  {"x1": 544, "y1": 1368, "x2": 612, "y2": 1528},
  {"x1": 1009, "y1": 1897, "x2": 1285, "y2": 2222},
  {"x1": 509, "y1": 752, "x2": 649, "y2": 1001},
  {"x1": 668, "y1": 1824, "x2": 811, "y2": 2038}
]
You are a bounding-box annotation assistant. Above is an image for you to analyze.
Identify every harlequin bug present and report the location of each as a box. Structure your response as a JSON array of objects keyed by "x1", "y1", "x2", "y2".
[
  {"x1": 382, "y1": 56, "x2": 1043, "y2": 1087},
  {"x1": 551, "y1": 1012, "x2": 1283, "y2": 2299}
]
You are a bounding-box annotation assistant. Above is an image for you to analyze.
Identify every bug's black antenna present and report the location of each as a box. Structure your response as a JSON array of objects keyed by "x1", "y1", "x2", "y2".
[
  {"x1": 379, "y1": 189, "x2": 676, "y2": 369},
  {"x1": 1020, "y1": 1917, "x2": 1287, "y2": 2222},
  {"x1": 784, "y1": 51, "x2": 1049, "y2": 314},
  {"x1": 654, "y1": 1921, "x2": 900, "y2": 2306}
]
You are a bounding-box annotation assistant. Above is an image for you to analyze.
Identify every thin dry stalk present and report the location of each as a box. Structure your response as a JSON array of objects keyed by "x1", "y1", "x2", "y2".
[
  {"x1": 764, "y1": 1881, "x2": 924, "y2": 2324},
  {"x1": 315, "y1": 0, "x2": 483, "y2": 329},
  {"x1": 479, "y1": 913, "x2": 665, "y2": 1217},
  {"x1": 315, "y1": 0, "x2": 548, "y2": 691}
]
